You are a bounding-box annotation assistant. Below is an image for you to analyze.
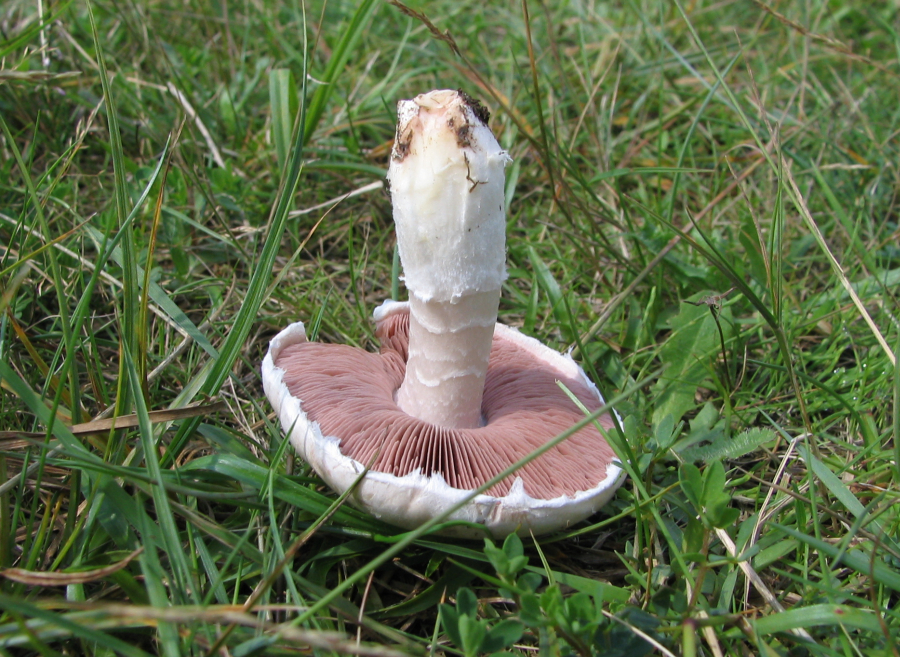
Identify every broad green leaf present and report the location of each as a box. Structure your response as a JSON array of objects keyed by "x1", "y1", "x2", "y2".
[
  {"x1": 458, "y1": 614, "x2": 486, "y2": 657},
  {"x1": 439, "y1": 604, "x2": 462, "y2": 649},
  {"x1": 683, "y1": 517, "x2": 704, "y2": 553},
  {"x1": 482, "y1": 619, "x2": 524, "y2": 652},
  {"x1": 701, "y1": 461, "x2": 727, "y2": 503},
  {"x1": 548, "y1": 571, "x2": 630, "y2": 603},
  {"x1": 680, "y1": 427, "x2": 775, "y2": 463},
  {"x1": 540, "y1": 584, "x2": 564, "y2": 620},
  {"x1": 456, "y1": 587, "x2": 478, "y2": 617},
  {"x1": 654, "y1": 413, "x2": 677, "y2": 450},
  {"x1": 483, "y1": 539, "x2": 507, "y2": 574},
  {"x1": 518, "y1": 593, "x2": 544, "y2": 627},
  {"x1": 708, "y1": 506, "x2": 739, "y2": 529},
  {"x1": 502, "y1": 533, "x2": 524, "y2": 560},
  {"x1": 679, "y1": 463, "x2": 703, "y2": 511},
  {"x1": 652, "y1": 298, "x2": 730, "y2": 425}
]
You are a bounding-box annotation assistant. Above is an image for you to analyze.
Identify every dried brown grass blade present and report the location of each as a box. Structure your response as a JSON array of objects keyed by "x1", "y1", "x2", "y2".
[
  {"x1": 0, "y1": 401, "x2": 227, "y2": 440},
  {"x1": 781, "y1": 156, "x2": 895, "y2": 366},
  {"x1": 0, "y1": 547, "x2": 143, "y2": 585}
]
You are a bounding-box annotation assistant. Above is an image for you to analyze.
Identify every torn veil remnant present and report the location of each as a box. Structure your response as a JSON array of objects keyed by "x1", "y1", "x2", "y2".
[{"x1": 262, "y1": 89, "x2": 625, "y2": 538}]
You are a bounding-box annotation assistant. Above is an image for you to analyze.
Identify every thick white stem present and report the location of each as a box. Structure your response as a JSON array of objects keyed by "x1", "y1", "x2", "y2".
[
  {"x1": 387, "y1": 90, "x2": 510, "y2": 429},
  {"x1": 397, "y1": 291, "x2": 500, "y2": 428}
]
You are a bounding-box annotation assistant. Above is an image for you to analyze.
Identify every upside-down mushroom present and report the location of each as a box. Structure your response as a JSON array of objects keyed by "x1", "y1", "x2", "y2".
[{"x1": 262, "y1": 89, "x2": 624, "y2": 537}]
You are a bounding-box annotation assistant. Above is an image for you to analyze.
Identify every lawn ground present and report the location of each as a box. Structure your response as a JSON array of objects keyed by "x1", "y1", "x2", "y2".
[{"x1": 1, "y1": 0, "x2": 899, "y2": 655}]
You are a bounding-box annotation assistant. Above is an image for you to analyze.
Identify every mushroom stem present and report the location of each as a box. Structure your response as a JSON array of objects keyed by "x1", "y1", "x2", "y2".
[
  {"x1": 397, "y1": 291, "x2": 500, "y2": 428},
  {"x1": 388, "y1": 89, "x2": 511, "y2": 429}
]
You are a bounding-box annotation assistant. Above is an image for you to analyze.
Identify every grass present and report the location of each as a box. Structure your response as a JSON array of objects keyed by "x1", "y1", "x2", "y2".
[{"x1": 1, "y1": 0, "x2": 899, "y2": 654}]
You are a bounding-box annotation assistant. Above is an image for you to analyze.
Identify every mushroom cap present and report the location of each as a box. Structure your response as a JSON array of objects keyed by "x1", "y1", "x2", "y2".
[{"x1": 262, "y1": 302, "x2": 624, "y2": 538}]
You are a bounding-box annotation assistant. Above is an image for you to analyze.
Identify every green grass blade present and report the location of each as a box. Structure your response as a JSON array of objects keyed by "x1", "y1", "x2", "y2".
[
  {"x1": 269, "y1": 68, "x2": 298, "y2": 172},
  {"x1": 83, "y1": 224, "x2": 219, "y2": 359},
  {"x1": 122, "y1": 346, "x2": 197, "y2": 606},
  {"x1": 0, "y1": 361, "x2": 100, "y2": 464},
  {"x1": 0, "y1": 116, "x2": 80, "y2": 422},
  {"x1": 745, "y1": 604, "x2": 882, "y2": 635},
  {"x1": 0, "y1": 594, "x2": 154, "y2": 655},
  {"x1": 163, "y1": 4, "x2": 313, "y2": 465},
  {"x1": 87, "y1": 0, "x2": 141, "y2": 382},
  {"x1": 302, "y1": 0, "x2": 379, "y2": 146},
  {"x1": 798, "y1": 445, "x2": 900, "y2": 555},
  {"x1": 527, "y1": 246, "x2": 574, "y2": 343},
  {"x1": 772, "y1": 523, "x2": 900, "y2": 593}
]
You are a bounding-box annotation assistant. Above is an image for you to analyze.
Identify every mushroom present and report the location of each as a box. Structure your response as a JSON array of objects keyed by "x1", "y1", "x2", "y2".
[{"x1": 262, "y1": 90, "x2": 624, "y2": 537}]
